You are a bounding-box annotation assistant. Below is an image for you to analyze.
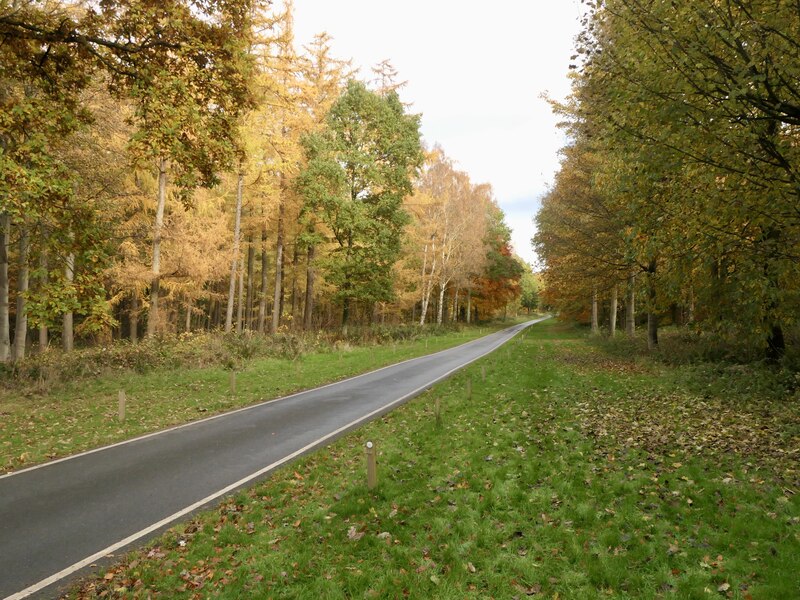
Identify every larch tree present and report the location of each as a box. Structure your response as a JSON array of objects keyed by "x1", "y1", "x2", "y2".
[{"x1": 106, "y1": 0, "x2": 256, "y2": 336}]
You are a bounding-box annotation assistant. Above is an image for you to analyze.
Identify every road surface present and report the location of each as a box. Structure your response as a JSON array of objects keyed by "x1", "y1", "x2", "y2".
[{"x1": 0, "y1": 318, "x2": 547, "y2": 599}]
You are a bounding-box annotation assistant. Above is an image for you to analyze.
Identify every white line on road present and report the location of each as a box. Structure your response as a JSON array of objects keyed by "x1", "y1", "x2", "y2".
[
  {"x1": 5, "y1": 317, "x2": 548, "y2": 599},
  {"x1": 0, "y1": 324, "x2": 514, "y2": 483}
]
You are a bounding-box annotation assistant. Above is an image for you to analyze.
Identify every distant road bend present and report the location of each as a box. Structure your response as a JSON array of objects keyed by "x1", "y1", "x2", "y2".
[{"x1": 0, "y1": 317, "x2": 549, "y2": 599}]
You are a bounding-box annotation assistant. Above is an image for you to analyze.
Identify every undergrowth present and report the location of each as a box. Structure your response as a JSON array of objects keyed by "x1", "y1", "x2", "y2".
[{"x1": 1, "y1": 324, "x2": 465, "y2": 390}]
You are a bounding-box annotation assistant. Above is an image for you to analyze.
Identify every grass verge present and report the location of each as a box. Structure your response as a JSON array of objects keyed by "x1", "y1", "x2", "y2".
[
  {"x1": 65, "y1": 320, "x2": 799, "y2": 599},
  {"x1": 0, "y1": 321, "x2": 522, "y2": 473}
]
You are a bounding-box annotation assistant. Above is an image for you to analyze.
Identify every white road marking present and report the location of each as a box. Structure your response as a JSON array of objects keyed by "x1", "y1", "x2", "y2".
[
  {"x1": 5, "y1": 318, "x2": 548, "y2": 599},
  {"x1": 0, "y1": 324, "x2": 521, "y2": 482}
]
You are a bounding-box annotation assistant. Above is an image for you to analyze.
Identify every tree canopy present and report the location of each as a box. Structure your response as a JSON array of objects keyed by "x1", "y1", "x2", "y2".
[
  {"x1": 535, "y1": 0, "x2": 800, "y2": 359},
  {"x1": 1, "y1": 1, "x2": 524, "y2": 361}
]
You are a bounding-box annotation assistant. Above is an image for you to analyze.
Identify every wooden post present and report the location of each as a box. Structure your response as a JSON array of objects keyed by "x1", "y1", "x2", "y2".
[
  {"x1": 118, "y1": 390, "x2": 126, "y2": 422},
  {"x1": 365, "y1": 441, "x2": 377, "y2": 489},
  {"x1": 230, "y1": 371, "x2": 236, "y2": 395},
  {"x1": 481, "y1": 365, "x2": 486, "y2": 381}
]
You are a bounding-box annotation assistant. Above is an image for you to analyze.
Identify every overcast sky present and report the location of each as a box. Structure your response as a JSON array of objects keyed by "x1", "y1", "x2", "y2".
[{"x1": 292, "y1": 1, "x2": 584, "y2": 266}]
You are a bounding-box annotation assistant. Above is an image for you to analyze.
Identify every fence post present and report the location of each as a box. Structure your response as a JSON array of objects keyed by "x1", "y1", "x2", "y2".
[
  {"x1": 365, "y1": 441, "x2": 377, "y2": 489},
  {"x1": 118, "y1": 390, "x2": 126, "y2": 422}
]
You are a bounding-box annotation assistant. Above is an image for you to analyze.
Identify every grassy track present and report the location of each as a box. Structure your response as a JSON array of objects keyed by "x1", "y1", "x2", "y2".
[
  {"x1": 66, "y1": 320, "x2": 799, "y2": 598},
  {"x1": 0, "y1": 323, "x2": 516, "y2": 473}
]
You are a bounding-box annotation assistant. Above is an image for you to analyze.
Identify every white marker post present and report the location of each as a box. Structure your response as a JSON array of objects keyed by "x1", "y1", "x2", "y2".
[{"x1": 365, "y1": 441, "x2": 377, "y2": 489}]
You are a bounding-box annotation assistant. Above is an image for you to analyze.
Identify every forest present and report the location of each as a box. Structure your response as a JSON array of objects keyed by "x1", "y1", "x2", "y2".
[
  {"x1": 0, "y1": 0, "x2": 527, "y2": 365},
  {"x1": 535, "y1": 0, "x2": 800, "y2": 365}
]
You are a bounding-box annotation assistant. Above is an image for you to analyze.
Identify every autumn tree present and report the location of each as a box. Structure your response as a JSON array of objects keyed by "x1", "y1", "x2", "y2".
[
  {"x1": 538, "y1": 0, "x2": 800, "y2": 358},
  {"x1": 295, "y1": 32, "x2": 354, "y2": 330},
  {"x1": 474, "y1": 206, "x2": 524, "y2": 319},
  {"x1": 520, "y1": 270, "x2": 541, "y2": 314},
  {"x1": 408, "y1": 148, "x2": 493, "y2": 325},
  {"x1": 109, "y1": 1, "x2": 255, "y2": 336},
  {"x1": 1, "y1": 0, "x2": 258, "y2": 357},
  {"x1": 297, "y1": 80, "x2": 423, "y2": 327}
]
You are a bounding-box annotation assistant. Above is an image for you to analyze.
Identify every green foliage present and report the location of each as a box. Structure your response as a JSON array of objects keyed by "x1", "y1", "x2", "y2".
[
  {"x1": 117, "y1": 0, "x2": 255, "y2": 193},
  {"x1": 537, "y1": 0, "x2": 800, "y2": 359},
  {"x1": 298, "y1": 81, "x2": 423, "y2": 319},
  {"x1": 1, "y1": 0, "x2": 256, "y2": 353},
  {"x1": 519, "y1": 271, "x2": 540, "y2": 313}
]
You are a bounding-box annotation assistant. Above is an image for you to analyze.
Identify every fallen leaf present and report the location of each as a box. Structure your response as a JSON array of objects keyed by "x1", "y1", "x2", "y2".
[{"x1": 347, "y1": 526, "x2": 364, "y2": 541}]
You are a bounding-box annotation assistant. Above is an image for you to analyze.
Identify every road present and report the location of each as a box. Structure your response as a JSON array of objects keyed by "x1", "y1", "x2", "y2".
[{"x1": 0, "y1": 318, "x2": 547, "y2": 599}]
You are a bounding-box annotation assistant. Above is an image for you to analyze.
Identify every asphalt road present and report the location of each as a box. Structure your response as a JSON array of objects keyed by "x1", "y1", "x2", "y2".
[{"x1": 0, "y1": 318, "x2": 547, "y2": 599}]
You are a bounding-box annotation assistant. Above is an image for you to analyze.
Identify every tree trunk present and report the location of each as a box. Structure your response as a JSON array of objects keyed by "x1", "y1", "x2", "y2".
[
  {"x1": 762, "y1": 227, "x2": 785, "y2": 362},
  {"x1": 129, "y1": 291, "x2": 139, "y2": 343},
  {"x1": 225, "y1": 171, "x2": 244, "y2": 333},
  {"x1": 245, "y1": 234, "x2": 255, "y2": 330},
  {"x1": 236, "y1": 253, "x2": 245, "y2": 334},
  {"x1": 303, "y1": 244, "x2": 315, "y2": 331},
  {"x1": 418, "y1": 242, "x2": 428, "y2": 325},
  {"x1": 609, "y1": 285, "x2": 618, "y2": 337},
  {"x1": 0, "y1": 212, "x2": 10, "y2": 361},
  {"x1": 466, "y1": 288, "x2": 472, "y2": 324},
  {"x1": 419, "y1": 237, "x2": 437, "y2": 326},
  {"x1": 591, "y1": 287, "x2": 599, "y2": 335},
  {"x1": 212, "y1": 295, "x2": 221, "y2": 329},
  {"x1": 646, "y1": 261, "x2": 658, "y2": 350},
  {"x1": 341, "y1": 296, "x2": 350, "y2": 328},
  {"x1": 626, "y1": 272, "x2": 636, "y2": 338},
  {"x1": 452, "y1": 288, "x2": 459, "y2": 323},
  {"x1": 290, "y1": 243, "x2": 299, "y2": 325},
  {"x1": 63, "y1": 251, "x2": 75, "y2": 351},
  {"x1": 258, "y1": 227, "x2": 268, "y2": 333},
  {"x1": 147, "y1": 158, "x2": 168, "y2": 337},
  {"x1": 13, "y1": 225, "x2": 30, "y2": 362},
  {"x1": 38, "y1": 241, "x2": 48, "y2": 351},
  {"x1": 436, "y1": 282, "x2": 446, "y2": 325},
  {"x1": 370, "y1": 302, "x2": 378, "y2": 325},
  {"x1": 278, "y1": 242, "x2": 286, "y2": 320},
  {"x1": 647, "y1": 312, "x2": 659, "y2": 350},
  {"x1": 185, "y1": 299, "x2": 192, "y2": 333},
  {"x1": 766, "y1": 324, "x2": 786, "y2": 362},
  {"x1": 271, "y1": 196, "x2": 285, "y2": 334}
]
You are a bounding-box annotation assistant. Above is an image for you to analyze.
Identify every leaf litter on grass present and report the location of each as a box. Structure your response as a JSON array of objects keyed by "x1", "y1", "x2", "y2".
[{"x1": 64, "y1": 321, "x2": 800, "y2": 599}]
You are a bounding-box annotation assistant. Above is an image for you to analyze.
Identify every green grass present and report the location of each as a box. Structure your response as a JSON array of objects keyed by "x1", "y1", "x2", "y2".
[
  {"x1": 66, "y1": 320, "x2": 799, "y2": 599},
  {"x1": 0, "y1": 322, "x2": 522, "y2": 473}
]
